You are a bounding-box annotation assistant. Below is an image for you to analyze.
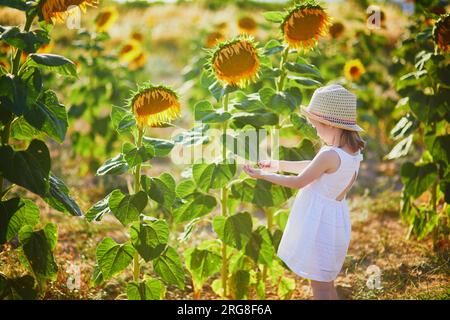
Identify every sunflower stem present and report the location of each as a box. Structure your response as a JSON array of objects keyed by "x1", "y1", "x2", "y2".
[
  {"x1": 276, "y1": 46, "x2": 290, "y2": 91},
  {"x1": 221, "y1": 92, "x2": 230, "y2": 298},
  {"x1": 133, "y1": 126, "x2": 145, "y2": 282}
]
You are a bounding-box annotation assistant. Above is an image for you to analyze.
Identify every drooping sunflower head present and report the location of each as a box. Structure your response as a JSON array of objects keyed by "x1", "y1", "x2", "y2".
[
  {"x1": 95, "y1": 6, "x2": 118, "y2": 33},
  {"x1": 118, "y1": 39, "x2": 142, "y2": 63},
  {"x1": 238, "y1": 16, "x2": 258, "y2": 35},
  {"x1": 433, "y1": 13, "x2": 450, "y2": 53},
  {"x1": 344, "y1": 59, "x2": 366, "y2": 82},
  {"x1": 128, "y1": 83, "x2": 181, "y2": 128},
  {"x1": 281, "y1": 1, "x2": 330, "y2": 50},
  {"x1": 329, "y1": 21, "x2": 344, "y2": 39},
  {"x1": 40, "y1": 0, "x2": 98, "y2": 23},
  {"x1": 205, "y1": 31, "x2": 226, "y2": 48},
  {"x1": 207, "y1": 36, "x2": 262, "y2": 88}
]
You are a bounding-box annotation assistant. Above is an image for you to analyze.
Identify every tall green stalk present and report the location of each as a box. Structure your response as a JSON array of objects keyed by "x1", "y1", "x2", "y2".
[
  {"x1": 221, "y1": 92, "x2": 230, "y2": 298},
  {"x1": 133, "y1": 126, "x2": 145, "y2": 281},
  {"x1": 276, "y1": 47, "x2": 289, "y2": 91}
]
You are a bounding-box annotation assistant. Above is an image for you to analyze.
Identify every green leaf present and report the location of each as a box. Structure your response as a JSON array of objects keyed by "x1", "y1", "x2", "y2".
[
  {"x1": 173, "y1": 192, "x2": 217, "y2": 224},
  {"x1": 278, "y1": 277, "x2": 295, "y2": 299},
  {"x1": 142, "y1": 137, "x2": 174, "y2": 157},
  {"x1": 0, "y1": 274, "x2": 36, "y2": 300},
  {"x1": 153, "y1": 246, "x2": 185, "y2": 289},
  {"x1": 288, "y1": 75, "x2": 322, "y2": 87},
  {"x1": 111, "y1": 105, "x2": 135, "y2": 135},
  {"x1": 264, "y1": 39, "x2": 284, "y2": 55},
  {"x1": 245, "y1": 226, "x2": 275, "y2": 266},
  {"x1": 140, "y1": 173, "x2": 176, "y2": 208},
  {"x1": 192, "y1": 162, "x2": 236, "y2": 192},
  {"x1": 0, "y1": 27, "x2": 49, "y2": 53},
  {"x1": 284, "y1": 61, "x2": 322, "y2": 78},
  {"x1": 108, "y1": 190, "x2": 148, "y2": 226},
  {"x1": 400, "y1": 162, "x2": 437, "y2": 198},
  {"x1": 24, "y1": 90, "x2": 68, "y2": 143},
  {"x1": 19, "y1": 224, "x2": 58, "y2": 290},
  {"x1": 96, "y1": 237, "x2": 135, "y2": 280},
  {"x1": 290, "y1": 113, "x2": 318, "y2": 139},
  {"x1": 259, "y1": 87, "x2": 301, "y2": 114},
  {"x1": 194, "y1": 100, "x2": 231, "y2": 123},
  {"x1": 0, "y1": 139, "x2": 50, "y2": 196},
  {"x1": 44, "y1": 174, "x2": 83, "y2": 217},
  {"x1": 263, "y1": 11, "x2": 285, "y2": 23},
  {"x1": 232, "y1": 91, "x2": 265, "y2": 111},
  {"x1": 173, "y1": 124, "x2": 210, "y2": 147},
  {"x1": 213, "y1": 212, "x2": 253, "y2": 250},
  {"x1": 231, "y1": 179, "x2": 294, "y2": 207},
  {"x1": 279, "y1": 138, "x2": 316, "y2": 161},
  {"x1": 231, "y1": 110, "x2": 279, "y2": 129},
  {"x1": 26, "y1": 54, "x2": 77, "y2": 77},
  {"x1": 184, "y1": 247, "x2": 221, "y2": 289},
  {"x1": 208, "y1": 81, "x2": 238, "y2": 102},
  {"x1": 229, "y1": 270, "x2": 250, "y2": 299},
  {"x1": 10, "y1": 117, "x2": 39, "y2": 141},
  {"x1": 85, "y1": 192, "x2": 113, "y2": 222},
  {"x1": 0, "y1": 198, "x2": 39, "y2": 245},
  {"x1": 122, "y1": 142, "x2": 154, "y2": 168},
  {"x1": 130, "y1": 220, "x2": 169, "y2": 262},
  {"x1": 96, "y1": 154, "x2": 129, "y2": 176},
  {"x1": 127, "y1": 278, "x2": 165, "y2": 300}
]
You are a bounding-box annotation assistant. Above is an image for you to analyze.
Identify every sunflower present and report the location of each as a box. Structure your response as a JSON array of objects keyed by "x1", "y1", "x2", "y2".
[
  {"x1": 433, "y1": 13, "x2": 450, "y2": 53},
  {"x1": 128, "y1": 52, "x2": 148, "y2": 71},
  {"x1": 281, "y1": 2, "x2": 330, "y2": 50},
  {"x1": 40, "y1": 0, "x2": 98, "y2": 23},
  {"x1": 128, "y1": 83, "x2": 181, "y2": 128},
  {"x1": 118, "y1": 39, "x2": 142, "y2": 63},
  {"x1": 95, "y1": 6, "x2": 118, "y2": 33},
  {"x1": 329, "y1": 22, "x2": 345, "y2": 39},
  {"x1": 344, "y1": 59, "x2": 366, "y2": 82},
  {"x1": 207, "y1": 36, "x2": 262, "y2": 88},
  {"x1": 131, "y1": 32, "x2": 144, "y2": 43},
  {"x1": 238, "y1": 16, "x2": 258, "y2": 35},
  {"x1": 205, "y1": 31, "x2": 225, "y2": 48}
]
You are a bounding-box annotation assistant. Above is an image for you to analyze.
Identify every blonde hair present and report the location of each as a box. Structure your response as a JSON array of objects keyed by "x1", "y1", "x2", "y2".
[{"x1": 338, "y1": 130, "x2": 365, "y2": 153}]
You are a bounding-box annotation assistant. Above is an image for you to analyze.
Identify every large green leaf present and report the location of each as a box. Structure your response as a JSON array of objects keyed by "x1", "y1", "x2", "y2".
[
  {"x1": 245, "y1": 226, "x2": 275, "y2": 266},
  {"x1": 184, "y1": 247, "x2": 221, "y2": 288},
  {"x1": 288, "y1": 75, "x2": 322, "y2": 88},
  {"x1": 0, "y1": 274, "x2": 36, "y2": 300},
  {"x1": 0, "y1": 27, "x2": 49, "y2": 53},
  {"x1": 19, "y1": 224, "x2": 58, "y2": 290},
  {"x1": 231, "y1": 91, "x2": 265, "y2": 112},
  {"x1": 263, "y1": 39, "x2": 285, "y2": 55},
  {"x1": 140, "y1": 173, "x2": 176, "y2": 208},
  {"x1": 111, "y1": 105, "x2": 135, "y2": 135},
  {"x1": 130, "y1": 220, "x2": 169, "y2": 262},
  {"x1": 122, "y1": 142, "x2": 154, "y2": 168},
  {"x1": 231, "y1": 109, "x2": 279, "y2": 129},
  {"x1": 284, "y1": 61, "x2": 321, "y2": 78},
  {"x1": 231, "y1": 179, "x2": 293, "y2": 207},
  {"x1": 0, "y1": 139, "x2": 50, "y2": 196},
  {"x1": 85, "y1": 192, "x2": 113, "y2": 222},
  {"x1": 290, "y1": 113, "x2": 318, "y2": 140},
  {"x1": 23, "y1": 90, "x2": 68, "y2": 143},
  {"x1": 194, "y1": 100, "x2": 231, "y2": 123},
  {"x1": 229, "y1": 270, "x2": 250, "y2": 299},
  {"x1": 259, "y1": 87, "x2": 302, "y2": 115},
  {"x1": 127, "y1": 278, "x2": 165, "y2": 300},
  {"x1": 279, "y1": 138, "x2": 316, "y2": 161},
  {"x1": 142, "y1": 137, "x2": 175, "y2": 157},
  {"x1": 26, "y1": 54, "x2": 77, "y2": 77},
  {"x1": 192, "y1": 162, "x2": 236, "y2": 192},
  {"x1": 96, "y1": 238, "x2": 135, "y2": 280},
  {"x1": 400, "y1": 162, "x2": 437, "y2": 198},
  {"x1": 263, "y1": 11, "x2": 285, "y2": 23},
  {"x1": 96, "y1": 153, "x2": 129, "y2": 176},
  {"x1": 108, "y1": 190, "x2": 148, "y2": 226},
  {"x1": 173, "y1": 192, "x2": 217, "y2": 223},
  {"x1": 0, "y1": 198, "x2": 39, "y2": 245},
  {"x1": 44, "y1": 174, "x2": 83, "y2": 217},
  {"x1": 153, "y1": 246, "x2": 185, "y2": 289},
  {"x1": 173, "y1": 124, "x2": 210, "y2": 147},
  {"x1": 0, "y1": 74, "x2": 29, "y2": 117},
  {"x1": 213, "y1": 212, "x2": 253, "y2": 250}
]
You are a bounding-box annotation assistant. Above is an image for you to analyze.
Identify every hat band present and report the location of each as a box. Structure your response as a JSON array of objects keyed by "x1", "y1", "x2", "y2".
[{"x1": 309, "y1": 111, "x2": 356, "y2": 125}]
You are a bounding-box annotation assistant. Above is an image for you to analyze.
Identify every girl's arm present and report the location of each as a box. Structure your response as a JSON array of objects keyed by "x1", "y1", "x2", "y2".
[
  {"x1": 261, "y1": 160, "x2": 311, "y2": 174},
  {"x1": 244, "y1": 150, "x2": 338, "y2": 189}
]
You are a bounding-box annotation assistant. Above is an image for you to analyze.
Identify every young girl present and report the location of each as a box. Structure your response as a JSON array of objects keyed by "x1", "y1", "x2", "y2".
[{"x1": 243, "y1": 84, "x2": 365, "y2": 300}]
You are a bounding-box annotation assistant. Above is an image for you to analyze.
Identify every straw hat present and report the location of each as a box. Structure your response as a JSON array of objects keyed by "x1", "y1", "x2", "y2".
[{"x1": 300, "y1": 84, "x2": 364, "y2": 132}]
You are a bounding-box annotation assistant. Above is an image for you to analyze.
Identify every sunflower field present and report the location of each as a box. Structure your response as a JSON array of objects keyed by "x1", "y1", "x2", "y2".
[{"x1": 0, "y1": 0, "x2": 449, "y2": 301}]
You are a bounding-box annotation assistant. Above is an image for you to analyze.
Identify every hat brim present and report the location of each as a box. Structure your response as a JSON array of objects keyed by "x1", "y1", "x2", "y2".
[{"x1": 300, "y1": 106, "x2": 364, "y2": 132}]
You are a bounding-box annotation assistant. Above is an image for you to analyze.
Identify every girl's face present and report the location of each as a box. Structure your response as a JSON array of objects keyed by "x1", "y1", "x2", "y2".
[{"x1": 308, "y1": 118, "x2": 342, "y2": 145}]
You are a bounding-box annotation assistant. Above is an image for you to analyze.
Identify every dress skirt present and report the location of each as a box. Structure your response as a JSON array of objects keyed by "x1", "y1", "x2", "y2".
[{"x1": 276, "y1": 185, "x2": 352, "y2": 282}]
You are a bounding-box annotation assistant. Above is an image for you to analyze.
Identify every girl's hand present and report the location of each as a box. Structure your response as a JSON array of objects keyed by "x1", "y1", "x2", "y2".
[
  {"x1": 243, "y1": 164, "x2": 264, "y2": 179},
  {"x1": 257, "y1": 160, "x2": 278, "y2": 172}
]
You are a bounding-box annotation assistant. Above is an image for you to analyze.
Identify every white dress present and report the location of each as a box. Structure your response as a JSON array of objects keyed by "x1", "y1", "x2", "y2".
[{"x1": 276, "y1": 145, "x2": 363, "y2": 282}]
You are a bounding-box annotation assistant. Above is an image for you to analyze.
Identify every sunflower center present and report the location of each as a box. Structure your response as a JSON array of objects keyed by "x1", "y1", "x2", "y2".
[
  {"x1": 96, "y1": 11, "x2": 112, "y2": 27},
  {"x1": 133, "y1": 89, "x2": 178, "y2": 116},
  {"x1": 350, "y1": 66, "x2": 360, "y2": 77},
  {"x1": 285, "y1": 10, "x2": 324, "y2": 41},
  {"x1": 214, "y1": 42, "x2": 258, "y2": 77}
]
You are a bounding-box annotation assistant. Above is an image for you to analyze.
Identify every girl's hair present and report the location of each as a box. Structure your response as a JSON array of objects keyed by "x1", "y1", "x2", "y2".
[{"x1": 338, "y1": 130, "x2": 365, "y2": 152}]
